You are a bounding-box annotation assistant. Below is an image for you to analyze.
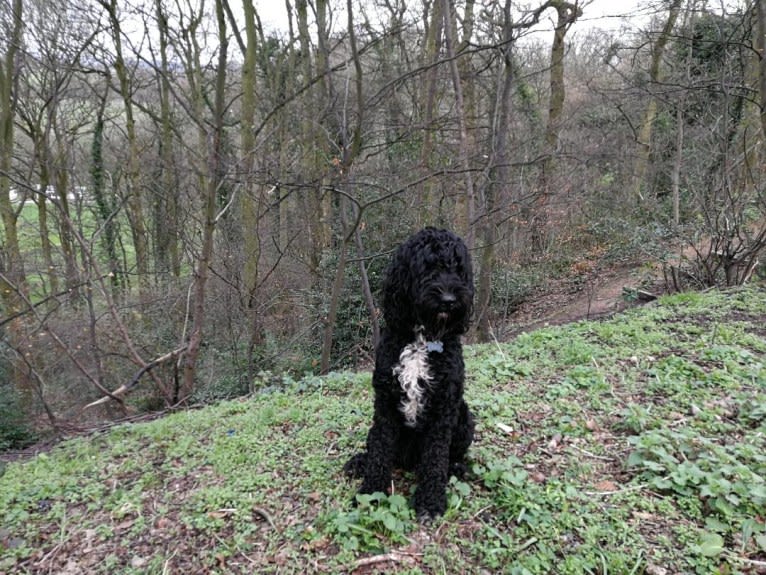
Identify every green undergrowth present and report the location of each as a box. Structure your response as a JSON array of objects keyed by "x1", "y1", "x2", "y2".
[{"x1": 1, "y1": 286, "x2": 765, "y2": 574}]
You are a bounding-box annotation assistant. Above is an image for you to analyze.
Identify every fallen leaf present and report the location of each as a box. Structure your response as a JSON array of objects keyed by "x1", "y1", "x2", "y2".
[
  {"x1": 155, "y1": 517, "x2": 172, "y2": 529},
  {"x1": 273, "y1": 551, "x2": 290, "y2": 566},
  {"x1": 547, "y1": 433, "x2": 562, "y2": 450},
  {"x1": 208, "y1": 509, "x2": 235, "y2": 520},
  {"x1": 496, "y1": 422, "x2": 514, "y2": 434},
  {"x1": 593, "y1": 480, "x2": 617, "y2": 492},
  {"x1": 114, "y1": 519, "x2": 135, "y2": 531}
]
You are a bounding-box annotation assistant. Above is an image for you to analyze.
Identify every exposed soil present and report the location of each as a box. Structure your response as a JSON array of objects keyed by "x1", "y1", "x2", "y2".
[{"x1": 505, "y1": 263, "x2": 664, "y2": 336}]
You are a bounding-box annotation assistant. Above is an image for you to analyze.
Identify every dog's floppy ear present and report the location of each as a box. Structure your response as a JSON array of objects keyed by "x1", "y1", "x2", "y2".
[
  {"x1": 455, "y1": 236, "x2": 474, "y2": 286},
  {"x1": 381, "y1": 244, "x2": 414, "y2": 332},
  {"x1": 448, "y1": 233, "x2": 474, "y2": 334}
]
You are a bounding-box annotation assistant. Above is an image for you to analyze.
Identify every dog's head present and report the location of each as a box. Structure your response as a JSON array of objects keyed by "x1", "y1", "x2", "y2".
[{"x1": 382, "y1": 227, "x2": 474, "y2": 338}]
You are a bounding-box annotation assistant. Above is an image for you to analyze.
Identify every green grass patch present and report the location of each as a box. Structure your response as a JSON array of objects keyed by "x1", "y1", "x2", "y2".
[{"x1": 1, "y1": 285, "x2": 765, "y2": 573}]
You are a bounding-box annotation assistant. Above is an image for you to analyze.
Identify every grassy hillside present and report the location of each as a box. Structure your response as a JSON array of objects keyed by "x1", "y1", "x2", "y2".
[{"x1": 1, "y1": 286, "x2": 765, "y2": 574}]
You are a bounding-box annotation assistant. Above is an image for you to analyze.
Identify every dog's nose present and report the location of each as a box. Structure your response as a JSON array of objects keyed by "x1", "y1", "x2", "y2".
[{"x1": 440, "y1": 292, "x2": 457, "y2": 307}]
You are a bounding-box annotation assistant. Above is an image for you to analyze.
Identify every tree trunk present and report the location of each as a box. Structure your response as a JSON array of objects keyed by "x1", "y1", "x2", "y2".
[
  {"x1": 101, "y1": 0, "x2": 150, "y2": 300},
  {"x1": 671, "y1": 103, "x2": 684, "y2": 229},
  {"x1": 154, "y1": 0, "x2": 180, "y2": 280},
  {"x1": 320, "y1": 205, "x2": 350, "y2": 374},
  {"x1": 315, "y1": 0, "x2": 333, "y2": 259},
  {"x1": 670, "y1": 1, "x2": 697, "y2": 231},
  {"x1": 442, "y1": 0, "x2": 475, "y2": 247},
  {"x1": 532, "y1": 0, "x2": 581, "y2": 254},
  {"x1": 239, "y1": 0, "x2": 266, "y2": 383},
  {"x1": 418, "y1": 0, "x2": 444, "y2": 223},
  {"x1": 319, "y1": 0, "x2": 365, "y2": 373},
  {"x1": 91, "y1": 89, "x2": 125, "y2": 296},
  {"x1": 0, "y1": 0, "x2": 27, "y2": 310},
  {"x1": 354, "y1": 227, "x2": 380, "y2": 350},
  {"x1": 53, "y1": 137, "x2": 81, "y2": 304},
  {"x1": 181, "y1": 0, "x2": 228, "y2": 401},
  {"x1": 37, "y1": 194, "x2": 58, "y2": 294},
  {"x1": 477, "y1": 0, "x2": 516, "y2": 342},
  {"x1": 241, "y1": 0, "x2": 261, "y2": 308},
  {"x1": 631, "y1": 0, "x2": 683, "y2": 202},
  {"x1": 0, "y1": 0, "x2": 31, "y2": 410},
  {"x1": 756, "y1": 0, "x2": 766, "y2": 153},
  {"x1": 295, "y1": 0, "x2": 329, "y2": 274},
  {"x1": 34, "y1": 138, "x2": 59, "y2": 296}
]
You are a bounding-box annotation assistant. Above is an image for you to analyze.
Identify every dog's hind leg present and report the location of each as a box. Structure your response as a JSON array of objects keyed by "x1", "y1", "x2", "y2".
[
  {"x1": 448, "y1": 400, "x2": 475, "y2": 478},
  {"x1": 343, "y1": 452, "x2": 367, "y2": 478}
]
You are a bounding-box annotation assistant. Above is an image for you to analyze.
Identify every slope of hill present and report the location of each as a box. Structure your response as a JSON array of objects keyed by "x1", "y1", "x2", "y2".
[{"x1": 1, "y1": 286, "x2": 765, "y2": 574}]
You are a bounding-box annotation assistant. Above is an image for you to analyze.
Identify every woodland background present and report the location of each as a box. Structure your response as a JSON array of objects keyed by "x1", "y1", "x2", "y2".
[{"x1": 1, "y1": 0, "x2": 765, "y2": 446}]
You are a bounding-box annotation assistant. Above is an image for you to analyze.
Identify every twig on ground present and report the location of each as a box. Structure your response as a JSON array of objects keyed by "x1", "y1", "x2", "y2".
[
  {"x1": 83, "y1": 345, "x2": 188, "y2": 409},
  {"x1": 568, "y1": 444, "x2": 616, "y2": 462},
  {"x1": 162, "y1": 550, "x2": 178, "y2": 575},
  {"x1": 253, "y1": 506, "x2": 276, "y2": 529},
  {"x1": 582, "y1": 482, "x2": 651, "y2": 497},
  {"x1": 724, "y1": 552, "x2": 766, "y2": 568},
  {"x1": 35, "y1": 540, "x2": 64, "y2": 568},
  {"x1": 472, "y1": 505, "x2": 493, "y2": 519},
  {"x1": 353, "y1": 550, "x2": 419, "y2": 569}
]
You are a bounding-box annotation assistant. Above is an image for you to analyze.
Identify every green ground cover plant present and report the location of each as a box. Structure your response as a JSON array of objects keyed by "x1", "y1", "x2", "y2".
[{"x1": 1, "y1": 286, "x2": 765, "y2": 574}]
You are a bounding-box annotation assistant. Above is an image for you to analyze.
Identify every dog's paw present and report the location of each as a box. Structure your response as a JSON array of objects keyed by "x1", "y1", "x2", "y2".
[
  {"x1": 414, "y1": 492, "x2": 446, "y2": 522},
  {"x1": 416, "y1": 509, "x2": 439, "y2": 524},
  {"x1": 448, "y1": 461, "x2": 469, "y2": 479}
]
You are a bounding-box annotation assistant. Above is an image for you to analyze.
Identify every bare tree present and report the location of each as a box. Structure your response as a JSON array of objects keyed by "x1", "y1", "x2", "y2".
[
  {"x1": 179, "y1": 0, "x2": 230, "y2": 401},
  {"x1": 152, "y1": 0, "x2": 181, "y2": 279},
  {"x1": 0, "y1": 0, "x2": 26, "y2": 309},
  {"x1": 319, "y1": 0, "x2": 366, "y2": 374},
  {"x1": 476, "y1": 0, "x2": 515, "y2": 343},
  {"x1": 0, "y1": 0, "x2": 32, "y2": 413},
  {"x1": 531, "y1": 0, "x2": 582, "y2": 254},
  {"x1": 98, "y1": 0, "x2": 151, "y2": 299},
  {"x1": 755, "y1": 0, "x2": 766, "y2": 150},
  {"x1": 631, "y1": 0, "x2": 684, "y2": 203},
  {"x1": 442, "y1": 0, "x2": 476, "y2": 246}
]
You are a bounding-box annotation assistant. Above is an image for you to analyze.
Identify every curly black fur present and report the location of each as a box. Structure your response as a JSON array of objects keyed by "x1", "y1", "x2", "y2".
[{"x1": 344, "y1": 227, "x2": 475, "y2": 520}]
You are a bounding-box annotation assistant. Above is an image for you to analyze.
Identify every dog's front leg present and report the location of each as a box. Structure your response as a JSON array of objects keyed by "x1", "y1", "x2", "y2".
[
  {"x1": 414, "y1": 425, "x2": 451, "y2": 520},
  {"x1": 358, "y1": 409, "x2": 399, "y2": 496}
]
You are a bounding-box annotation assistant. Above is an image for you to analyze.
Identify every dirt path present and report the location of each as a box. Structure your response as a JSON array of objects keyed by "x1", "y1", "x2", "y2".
[{"x1": 505, "y1": 265, "x2": 662, "y2": 336}]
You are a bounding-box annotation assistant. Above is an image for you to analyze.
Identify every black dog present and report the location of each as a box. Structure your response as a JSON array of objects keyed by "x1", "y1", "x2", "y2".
[{"x1": 345, "y1": 227, "x2": 475, "y2": 520}]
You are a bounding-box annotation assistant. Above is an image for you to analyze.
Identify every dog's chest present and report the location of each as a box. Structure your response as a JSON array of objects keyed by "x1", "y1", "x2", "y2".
[{"x1": 393, "y1": 336, "x2": 443, "y2": 427}]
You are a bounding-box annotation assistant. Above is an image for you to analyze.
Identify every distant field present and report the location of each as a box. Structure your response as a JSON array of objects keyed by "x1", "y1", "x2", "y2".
[{"x1": 13, "y1": 197, "x2": 137, "y2": 298}]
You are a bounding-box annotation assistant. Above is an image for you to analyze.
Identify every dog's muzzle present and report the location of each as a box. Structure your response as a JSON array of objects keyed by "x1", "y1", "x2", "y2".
[{"x1": 435, "y1": 290, "x2": 460, "y2": 322}]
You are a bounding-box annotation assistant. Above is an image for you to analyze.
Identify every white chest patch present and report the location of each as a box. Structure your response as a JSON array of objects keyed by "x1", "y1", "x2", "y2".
[{"x1": 393, "y1": 334, "x2": 432, "y2": 427}]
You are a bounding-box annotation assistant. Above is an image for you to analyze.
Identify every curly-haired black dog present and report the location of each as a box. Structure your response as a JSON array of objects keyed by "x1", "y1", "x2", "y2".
[{"x1": 345, "y1": 227, "x2": 475, "y2": 520}]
